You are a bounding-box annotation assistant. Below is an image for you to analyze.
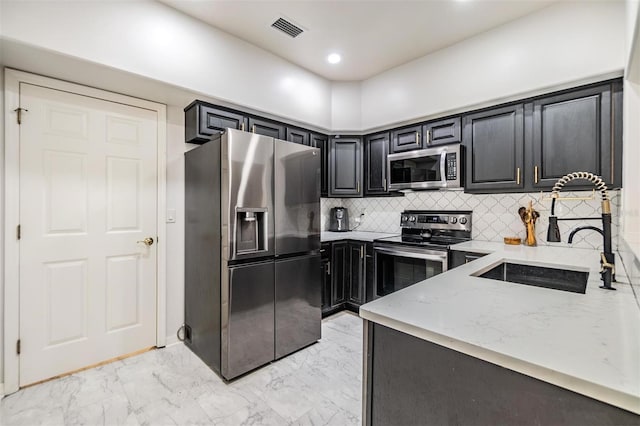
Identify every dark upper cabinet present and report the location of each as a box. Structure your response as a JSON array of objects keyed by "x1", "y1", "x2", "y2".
[
  {"x1": 390, "y1": 124, "x2": 423, "y2": 153},
  {"x1": 310, "y1": 133, "x2": 329, "y2": 197},
  {"x1": 331, "y1": 242, "x2": 348, "y2": 306},
  {"x1": 423, "y1": 116, "x2": 461, "y2": 147},
  {"x1": 329, "y1": 137, "x2": 363, "y2": 197},
  {"x1": 248, "y1": 117, "x2": 285, "y2": 139},
  {"x1": 348, "y1": 242, "x2": 366, "y2": 305},
  {"x1": 184, "y1": 102, "x2": 248, "y2": 144},
  {"x1": 530, "y1": 82, "x2": 621, "y2": 190},
  {"x1": 286, "y1": 127, "x2": 310, "y2": 145},
  {"x1": 364, "y1": 132, "x2": 390, "y2": 196},
  {"x1": 463, "y1": 104, "x2": 525, "y2": 193}
]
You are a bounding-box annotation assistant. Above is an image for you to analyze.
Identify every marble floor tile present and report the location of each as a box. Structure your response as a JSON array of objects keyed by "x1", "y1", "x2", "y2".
[{"x1": 0, "y1": 312, "x2": 364, "y2": 426}]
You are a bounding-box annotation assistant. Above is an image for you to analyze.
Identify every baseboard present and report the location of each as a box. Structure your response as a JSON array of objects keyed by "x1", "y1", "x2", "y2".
[{"x1": 164, "y1": 334, "x2": 183, "y2": 347}]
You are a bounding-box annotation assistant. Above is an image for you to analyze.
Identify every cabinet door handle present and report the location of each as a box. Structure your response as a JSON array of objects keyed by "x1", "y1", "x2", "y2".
[
  {"x1": 426, "y1": 129, "x2": 431, "y2": 145},
  {"x1": 516, "y1": 167, "x2": 521, "y2": 185},
  {"x1": 534, "y1": 166, "x2": 539, "y2": 184},
  {"x1": 251, "y1": 124, "x2": 256, "y2": 133},
  {"x1": 416, "y1": 131, "x2": 420, "y2": 145},
  {"x1": 356, "y1": 180, "x2": 360, "y2": 193},
  {"x1": 383, "y1": 178, "x2": 387, "y2": 191},
  {"x1": 360, "y1": 245, "x2": 364, "y2": 259},
  {"x1": 241, "y1": 122, "x2": 245, "y2": 131},
  {"x1": 327, "y1": 261, "x2": 331, "y2": 275}
]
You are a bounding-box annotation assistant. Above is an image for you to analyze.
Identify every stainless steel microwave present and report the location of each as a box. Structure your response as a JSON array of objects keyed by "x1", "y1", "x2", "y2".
[{"x1": 387, "y1": 144, "x2": 462, "y2": 190}]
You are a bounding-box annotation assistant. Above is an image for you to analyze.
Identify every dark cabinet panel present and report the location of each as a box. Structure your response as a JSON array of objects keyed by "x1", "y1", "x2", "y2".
[
  {"x1": 390, "y1": 125, "x2": 422, "y2": 153},
  {"x1": 331, "y1": 242, "x2": 348, "y2": 306},
  {"x1": 321, "y1": 243, "x2": 332, "y2": 314},
  {"x1": 286, "y1": 127, "x2": 310, "y2": 145},
  {"x1": 185, "y1": 102, "x2": 248, "y2": 144},
  {"x1": 365, "y1": 243, "x2": 375, "y2": 303},
  {"x1": 329, "y1": 137, "x2": 363, "y2": 197},
  {"x1": 364, "y1": 132, "x2": 390, "y2": 195},
  {"x1": 248, "y1": 117, "x2": 285, "y2": 139},
  {"x1": 423, "y1": 117, "x2": 461, "y2": 147},
  {"x1": 311, "y1": 133, "x2": 329, "y2": 197},
  {"x1": 531, "y1": 83, "x2": 616, "y2": 189},
  {"x1": 348, "y1": 242, "x2": 366, "y2": 305},
  {"x1": 463, "y1": 104, "x2": 525, "y2": 193},
  {"x1": 449, "y1": 250, "x2": 488, "y2": 269}
]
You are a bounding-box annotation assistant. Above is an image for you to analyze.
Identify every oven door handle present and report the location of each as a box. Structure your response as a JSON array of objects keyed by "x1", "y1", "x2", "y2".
[{"x1": 374, "y1": 246, "x2": 447, "y2": 262}]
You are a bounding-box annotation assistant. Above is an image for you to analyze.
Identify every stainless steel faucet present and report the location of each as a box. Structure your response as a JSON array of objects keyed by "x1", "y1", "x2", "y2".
[{"x1": 546, "y1": 172, "x2": 615, "y2": 290}]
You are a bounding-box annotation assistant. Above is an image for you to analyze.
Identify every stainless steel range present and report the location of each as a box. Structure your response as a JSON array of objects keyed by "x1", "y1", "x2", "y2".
[{"x1": 373, "y1": 211, "x2": 472, "y2": 298}]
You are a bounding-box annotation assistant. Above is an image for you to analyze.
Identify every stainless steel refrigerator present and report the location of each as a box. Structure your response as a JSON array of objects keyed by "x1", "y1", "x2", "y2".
[{"x1": 185, "y1": 128, "x2": 321, "y2": 380}]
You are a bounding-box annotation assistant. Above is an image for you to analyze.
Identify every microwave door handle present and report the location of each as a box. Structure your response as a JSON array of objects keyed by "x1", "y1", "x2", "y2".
[{"x1": 440, "y1": 151, "x2": 447, "y2": 185}]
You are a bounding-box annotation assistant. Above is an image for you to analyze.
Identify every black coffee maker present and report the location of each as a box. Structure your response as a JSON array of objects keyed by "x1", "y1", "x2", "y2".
[{"x1": 329, "y1": 207, "x2": 350, "y2": 232}]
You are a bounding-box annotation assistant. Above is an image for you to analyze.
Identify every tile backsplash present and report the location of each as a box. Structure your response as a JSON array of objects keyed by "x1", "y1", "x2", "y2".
[{"x1": 321, "y1": 189, "x2": 621, "y2": 251}]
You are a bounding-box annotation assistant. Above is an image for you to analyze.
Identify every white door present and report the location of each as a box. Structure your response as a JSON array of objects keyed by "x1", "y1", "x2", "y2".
[{"x1": 18, "y1": 83, "x2": 158, "y2": 386}]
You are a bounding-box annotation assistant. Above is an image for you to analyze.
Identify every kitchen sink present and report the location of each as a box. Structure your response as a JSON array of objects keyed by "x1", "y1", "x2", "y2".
[{"x1": 473, "y1": 262, "x2": 589, "y2": 294}]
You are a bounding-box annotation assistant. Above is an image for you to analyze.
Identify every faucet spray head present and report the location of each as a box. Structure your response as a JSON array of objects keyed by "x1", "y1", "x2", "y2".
[{"x1": 547, "y1": 216, "x2": 561, "y2": 242}]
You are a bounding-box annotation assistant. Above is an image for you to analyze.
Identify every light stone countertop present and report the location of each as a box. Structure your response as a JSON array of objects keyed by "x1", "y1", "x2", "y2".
[
  {"x1": 360, "y1": 243, "x2": 640, "y2": 414},
  {"x1": 321, "y1": 231, "x2": 397, "y2": 242}
]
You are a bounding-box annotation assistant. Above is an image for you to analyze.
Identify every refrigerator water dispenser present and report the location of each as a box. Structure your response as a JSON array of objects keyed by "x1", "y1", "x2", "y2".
[{"x1": 235, "y1": 208, "x2": 267, "y2": 254}]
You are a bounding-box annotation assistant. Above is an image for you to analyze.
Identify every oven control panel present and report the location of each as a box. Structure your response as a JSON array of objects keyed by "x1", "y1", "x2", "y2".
[{"x1": 401, "y1": 211, "x2": 472, "y2": 232}]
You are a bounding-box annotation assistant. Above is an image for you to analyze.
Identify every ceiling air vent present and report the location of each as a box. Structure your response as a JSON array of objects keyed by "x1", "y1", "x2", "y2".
[{"x1": 271, "y1": 17, "x2": 304, "y2": 38}]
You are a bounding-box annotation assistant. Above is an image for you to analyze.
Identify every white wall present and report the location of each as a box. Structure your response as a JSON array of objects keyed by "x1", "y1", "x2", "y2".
[
  {"x1": 0, "y1": 0, "x2": 332, "y2": 130},
  {"x1": 361, "y1": 1, "x2": 626, "y2": 130},
  {"x1": 331, "y1": 82, "x2": 362, "y2": 132},
  {"x1": 623, "y1": 0, "x2": 640, "y2": 260},
  {"x1": 0, "y1": 64, "x2": 5, "y2": 387}
]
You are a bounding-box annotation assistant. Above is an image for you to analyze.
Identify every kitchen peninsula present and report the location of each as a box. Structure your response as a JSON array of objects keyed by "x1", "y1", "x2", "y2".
[{"x1": 360, "y1": 243, "x2": 640, "y2": 425}]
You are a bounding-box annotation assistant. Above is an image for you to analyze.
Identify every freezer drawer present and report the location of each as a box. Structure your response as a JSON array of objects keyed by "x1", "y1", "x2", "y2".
[
  {"x1": 275, "y1": 254, "x2": 322, "y2": 359},
  {"x1": 223, "y1": 260, "x2": 275, "y2": 379}
]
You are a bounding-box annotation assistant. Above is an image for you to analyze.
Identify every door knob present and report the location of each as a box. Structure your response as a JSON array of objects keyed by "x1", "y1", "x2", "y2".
[{"x1": 137, "y1": 237, "x2": 154, "y2": 246}]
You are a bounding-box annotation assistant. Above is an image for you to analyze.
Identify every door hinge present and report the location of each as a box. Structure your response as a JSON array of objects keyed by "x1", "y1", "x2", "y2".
[
  {"x1": 17, "y1": 339, "x2": 21, "y2": 355},
  {"x1": 14, "y1": 108, "x2": 29, "y2": 125},
  {"x1": 17, "y1": 224, "x2": 21, "y2": 240}
]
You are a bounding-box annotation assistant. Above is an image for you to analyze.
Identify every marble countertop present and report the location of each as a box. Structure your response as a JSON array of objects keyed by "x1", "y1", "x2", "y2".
[
  {"x1": 359, "y1": 243, "x2": 640, "y2": 414},
  {"x1": 321, "y1": 231, "x2": 397, "y2": 242}
]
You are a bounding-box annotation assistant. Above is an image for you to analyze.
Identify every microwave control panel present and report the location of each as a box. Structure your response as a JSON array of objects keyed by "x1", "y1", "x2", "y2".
[{"x1": 446, "y1": 153, "x2": 457, "y2": 180}]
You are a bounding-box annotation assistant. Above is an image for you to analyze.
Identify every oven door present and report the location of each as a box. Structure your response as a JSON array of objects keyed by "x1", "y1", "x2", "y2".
[{"x1": 374, "y1": 244, "x2": 448, "y2": 298}]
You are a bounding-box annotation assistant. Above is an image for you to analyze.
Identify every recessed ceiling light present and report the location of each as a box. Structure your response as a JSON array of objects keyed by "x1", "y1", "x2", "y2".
[{"x1": 327, "y1": 53, "x2": 341, "y2": 64}]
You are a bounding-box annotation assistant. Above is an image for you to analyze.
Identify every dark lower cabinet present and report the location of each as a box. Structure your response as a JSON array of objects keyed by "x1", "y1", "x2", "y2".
[
  {"x1": 463, "y1": 104, "x2": 525, "y2": 193},
  {"x1": 286, "y1": 127, "x2": 310, "y2": 145},
  {"x1": 330, "y1": 242, "x2": 348, "y2": 306},
  {"x1": 248, "y1": 117, "x2": 285, "y2": 139},
  {"x1": 365, "y1": 243, "x2": 375, "y2": 303},
  {"x1": 364, "y1": 132, "x2": 390, "y2": 195},
  {"x1": 184, "y1": 102, "x2": 248, "y2": 144},
  {"x1": 310, "y1": 133, "x2": 329, "y2": 197},
  {"x1": 348, "y1": 242, "x2": 366, "y2": 305},
  {"x1": 531, "y1": 81, "x2": 622, "y2": 190},
  {"x1": 449, "y1": 250, "x2": 488, "y2": 269},
  {"x1": 423, "y1": 116, "x2": 461, "y2": 147},
  {"x1": 321, "y1": 240, "x2": 372, "y2": 317},
  {"x1": 364, "y1": 323, "x2": 640, "y2": 426},
  {"x1": 329, "y1": 137, "x2": 363, "y2": 197},
  {"x1": 321, "y1": 243, "x2": 332, "y2": 315}
]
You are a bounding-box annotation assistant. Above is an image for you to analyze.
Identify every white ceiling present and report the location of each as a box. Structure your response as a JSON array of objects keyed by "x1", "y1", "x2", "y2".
[{"x1": 160, "y1": 0, "x2": 557, "y2": 81}]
